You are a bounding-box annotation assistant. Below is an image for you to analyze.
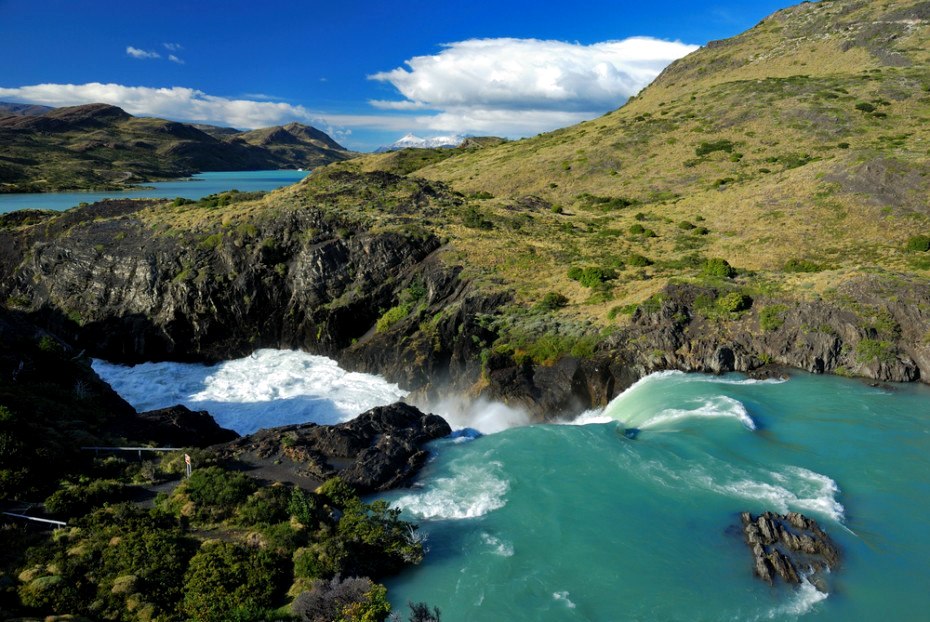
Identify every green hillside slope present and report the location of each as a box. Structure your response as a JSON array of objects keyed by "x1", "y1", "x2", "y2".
[{"x1": 381, "y1": 0, "x2": 930, "y2": 313}]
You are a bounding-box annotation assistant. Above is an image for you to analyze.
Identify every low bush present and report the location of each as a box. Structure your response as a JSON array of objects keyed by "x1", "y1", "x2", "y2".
[
  {"x1": 716, "y1": 292, "x2": 753, "y2": 313},
  {"x1": 567, "y1": 266, "x2": 617, "y2": 288},
  {"x1": 759, "y1": 305, "x2": 788, "y2": 331},
  {"x1": 701, "y1": 258, "x2": 736, "y2": 278},
  {"x1": 183, "y1": 466, "x2": 257, "y2": 520},
  {"x1": 784, "y1": 258, "x2": 822, "y2": 273},
  {"x1": 537, "y1": 292, "x2": 569, "y2": 311},
  {"x1": 695, "y1": 139, "x2": 734, "y2": 157},
  {"x1": 905, "y1": 235, "x2": 930, "y2": 252},
  {"x1": 626, "y1": 253, "x2": 653, "y2": 267}
]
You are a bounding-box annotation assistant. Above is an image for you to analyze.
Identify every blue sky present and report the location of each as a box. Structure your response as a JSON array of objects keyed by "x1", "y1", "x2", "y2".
[{"x1": 0, "y1": 0, "x2": 793, "y2": 151}]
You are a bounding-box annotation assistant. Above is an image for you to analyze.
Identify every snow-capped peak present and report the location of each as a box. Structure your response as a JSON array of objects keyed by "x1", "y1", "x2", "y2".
[{"x1": 376, "y1": 133, "x2": 466, "y2": 152}]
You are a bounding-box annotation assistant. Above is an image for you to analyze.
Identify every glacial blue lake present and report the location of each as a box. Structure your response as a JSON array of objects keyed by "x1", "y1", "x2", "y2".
[{"x1": 0, "y1": 170, "x2": 310, "y2": 214}]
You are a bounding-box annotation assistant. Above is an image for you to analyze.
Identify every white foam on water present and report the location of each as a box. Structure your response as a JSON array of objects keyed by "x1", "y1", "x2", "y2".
[
  {"x1": 643, "y1": 459, "x2": 845, "y2": 523},
  {"x1": 93, "y1": 349, "x2": 407, "y2": 435},
  {"x1": 762, "y1": 579, "x2": 828, "y2": 620},
  {"x1": 480, "y1": 532, "x2": 514, "y2": 557},
  {"x1": 391, "y1": 461, "x2": 509, "y2": 520},
  {"x1": 429, "y1": 396, "x2": 531, "y2": 434},
  {"x1": 642, "y1": 396, "x2": 757, "y2": 431},
  {"x1": 552, "y1": 591, "x2": 577, "y2": 609},
  {"x1": 559, "y1": 407, "x2": 612, "y2": 426}
]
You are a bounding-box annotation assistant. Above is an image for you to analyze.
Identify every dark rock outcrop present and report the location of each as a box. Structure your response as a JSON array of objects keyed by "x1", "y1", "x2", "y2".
[
  {"x1": 740, "y1": 511, "x2": 840, "y2": 586},
  {"x1": 219, "y1": 402, "x2": 451, "y2": 493},
  {"x1": 621, "y1": 280, "x2": 927, "y2": 384},
  {"x1": 108, "y1": 404, "x2": 239, "y2": 448}
]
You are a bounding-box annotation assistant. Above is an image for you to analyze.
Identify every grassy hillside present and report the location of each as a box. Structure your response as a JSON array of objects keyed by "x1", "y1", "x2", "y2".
[
  {"x1": 0, "y1": 104, "x2": 353, "y2": 192},
  {"x1": 343, "y1": 0, "x2": 930, "y2": 319}
]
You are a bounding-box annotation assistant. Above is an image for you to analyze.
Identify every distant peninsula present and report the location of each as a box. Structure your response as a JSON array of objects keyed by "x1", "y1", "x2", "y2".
[{"x1": 0, "y1": 102, "x2": 355, "y2": 193}]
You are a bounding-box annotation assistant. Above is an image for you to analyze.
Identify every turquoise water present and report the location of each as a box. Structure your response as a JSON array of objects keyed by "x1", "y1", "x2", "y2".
[
  {"x1": 0, "y1": 170, "x2": 310, "y2": 214},
  {"x1": 381, "y1": 371, "x2": 930, "y2": 621}
]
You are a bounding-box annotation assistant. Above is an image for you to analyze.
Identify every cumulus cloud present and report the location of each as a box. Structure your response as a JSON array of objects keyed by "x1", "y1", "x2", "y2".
[
  {"x1": 369, "y1": 36, "x2": 697, "y2": 135},
  {"x1": 126, "y1": 46, "x2": 160, "y2": 60},
  {"x1": 163, "y1": 42, "x2": 183, "y2": 51},
  {"x1": 168, "y1": 54, "x2": 184, "y2": 64}
]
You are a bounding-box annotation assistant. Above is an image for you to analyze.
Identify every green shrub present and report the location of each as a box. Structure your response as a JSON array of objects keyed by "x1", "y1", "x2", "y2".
[
  {"x1": 701, "y1": 258, "x2": 736, "y2": 278},
  {"x1": 759, "y1": 305, "x2": 788, "y2": 331},
  {"x1": 695, "y1": 139, "x2": 735, "y2": 157},
  {"x1": 44, "y1": 478, "x2": 127, "y2": 516},
  {"x1": 627, "y1": 253, "x2": 653, "y2": 267},
  {"x1": 183, "y1": 466, "x2": 257, "y2": 519},
  {"x1": 855, "y1": 339, "x2": 895, "y2": 364},
  {"x1": 376, "y1": 303, "x2": 412, "y2": 333},
  {"x1": 234, "y1": 485, "x2": 292, "y2": 526},
  {"x1": 182, "y1": 541, "x2": 284, "y2": 622},
  {"x1": 318, "y1": 477, "x2": 359, "y2": 508},
  {"x1": 462, "y1": 206, "x2": 493, "y2": 229},
  {"x1": 289, "y1": 488, "x2": 324, "y2": 526},
  {"x1": 537, "y1": 292, "x2": 569, "y2": 311},
  {"x1": 855, "y1": 102, "x2": 876, "y2": 113},
  {"x1": 716, "y1": 292, "x2": 753, "y2": 313},
  {"x1": 905, "y1": 235, "x2": 930, "y2": 252},
  {"x1": 629, "y1": 223, "x2": 646, "y2": 235},
  {"x1": 678, "y1": 221, "x2": 696, "y2": 230},
  {"x1": 784, "y1": 258, "x2": 822, "y2": 272},
  {"x1": 294, "y1": 538, "x2": 349, "y2": 580},
  {"x1": 567, "y1": 266, "x2": 617, "y2": 288}
]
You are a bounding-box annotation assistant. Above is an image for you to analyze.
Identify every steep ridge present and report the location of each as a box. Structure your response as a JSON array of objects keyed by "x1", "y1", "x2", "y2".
[{"x1": 0, "y1": 104, "x2": 353, "y2": 192}]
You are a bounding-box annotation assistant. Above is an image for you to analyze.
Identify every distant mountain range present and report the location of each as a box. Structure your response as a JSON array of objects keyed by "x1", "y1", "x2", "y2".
[
  {"x1": 375, "y1": 133, "x2": 466, "y2": 152},
  {"x1": 0, "y1": 102, "x2": 354, "y2": 193}
]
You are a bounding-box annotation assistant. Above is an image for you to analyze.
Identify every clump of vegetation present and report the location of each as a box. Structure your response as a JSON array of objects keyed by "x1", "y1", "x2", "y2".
[
  {"x1": 701, "y1": 258, "x2": 736, "y2": 278},
  {"x1": 462, "y1": 206, "x2": 493, "y2": 230},
  {"x1": 695, "y1": 139, "x2": 735, "y2": 157},
  {"x1": 576, "y1": 193, "x2": 636, "y2": 211},
  {"x1": 376, "y1": 304, "x2": 412, "y2": 333},
  {"x1": 375, "y1": 281, "x2": 427, "y2": 333},
  {"x1": 905, "y1": 235, "x2": 930, "y2": 252},
  {"x1": 43, "y1": 477, "x2": 128, "y2": 516},
  {"x1": 784, "y1": 258, "x2": 823, "y2": 273},
  {"x1": 716, "y1": 292, "x2": 753, "y2": 313},
  {"x1": 567, "y1": 266, "x2": 617, "y2": 288},
  {"x1": 626, "y1": 253, "x2": 653, "y2": 267},
  {"x1": 855, "y1": 338, "x2": 896, "y2": 365},
  {"x1": 536, "y1": 292, "x2": 569, "y2": 311},
  {"x1": 759, "y1": 305, "x2": 788, "y2": 331},
  {"x1": 629, "y1": 223, "x2": 657, "y2": 237}
]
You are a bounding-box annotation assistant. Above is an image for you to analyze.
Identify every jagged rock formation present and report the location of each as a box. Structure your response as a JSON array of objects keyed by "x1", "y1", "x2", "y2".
[
  {"x1": 740, "y1": 511, "x2": 840, "y2": 585},
  {"x1": 218, "y1": 402, "x2": 452, "y2": 492}
]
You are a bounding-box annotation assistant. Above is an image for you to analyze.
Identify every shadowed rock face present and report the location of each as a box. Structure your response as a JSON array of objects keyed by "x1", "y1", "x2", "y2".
[
  {"x1": 111, "y1": 404, "x2": 239, "y2": 447},
  {"x1": 740, "y1": 511, "x2": 840, "y2": 586},
  {"x1": 219, "y1": 402, "x2": 452, "y2": 493}
]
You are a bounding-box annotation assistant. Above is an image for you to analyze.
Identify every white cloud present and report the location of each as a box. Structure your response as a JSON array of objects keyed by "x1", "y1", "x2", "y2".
[
  {"x1": 163, "y1": 42, "x2": 183, "y2": 51},
  {"x1": 168, "y1": 54, "x2": 185, "y2": 64},
  {"x1": 369, "y1": 36, "x2": 697, "y2": 135},
  {"x1": 0, "y1": 82, "x2": 328, "y2": 131},
  {"x1": 126, "y1": 46, "x2": 160, "y2": 60}
]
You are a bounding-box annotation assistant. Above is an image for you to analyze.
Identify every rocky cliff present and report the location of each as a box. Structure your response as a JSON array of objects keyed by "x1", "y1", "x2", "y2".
[{"x1": 2, "y1": 168, "x2": 927, "y2": 425}]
